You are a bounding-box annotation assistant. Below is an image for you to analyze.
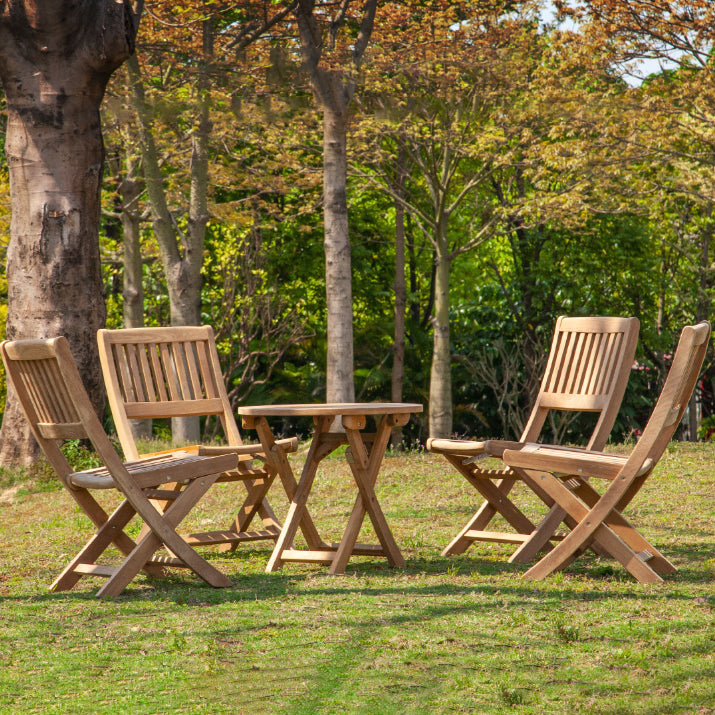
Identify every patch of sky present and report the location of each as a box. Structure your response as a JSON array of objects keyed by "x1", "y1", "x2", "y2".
[{"x1": 539, "y1": 0, "x2": 684, "y2": 86}]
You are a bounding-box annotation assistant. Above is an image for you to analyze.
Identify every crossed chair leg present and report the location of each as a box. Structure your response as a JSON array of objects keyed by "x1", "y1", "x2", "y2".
[
  {"x1": 518, "y1": 470, "x2": 676, "y2": 583},
  {"x1": 53, "y1": 475, "x2": 231, "y2": 599}
]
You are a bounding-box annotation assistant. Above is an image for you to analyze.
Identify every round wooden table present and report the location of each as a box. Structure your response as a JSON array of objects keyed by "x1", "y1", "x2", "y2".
[{"x1": 238, "y1": 402, "x2": 423, "y2": 574}]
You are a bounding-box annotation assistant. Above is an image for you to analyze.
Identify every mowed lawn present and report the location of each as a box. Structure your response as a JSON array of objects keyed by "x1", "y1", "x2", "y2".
[{"x1": 0, "y1": 442, "x2": 713, "y2": 714}]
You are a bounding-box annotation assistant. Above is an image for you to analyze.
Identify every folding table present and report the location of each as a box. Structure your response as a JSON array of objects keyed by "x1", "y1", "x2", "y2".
[{"x1": 238, "y1": 402, "x2": 423, "y2": 574}]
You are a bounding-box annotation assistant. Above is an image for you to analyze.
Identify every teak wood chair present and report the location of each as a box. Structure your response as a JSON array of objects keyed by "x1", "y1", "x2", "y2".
[
  {"x1": 502, "y1": 321, "x2": 710, "y2": 583},
  {"x1": 427, "y1": 316, "x2": 640, "y2": 563},
  {"x1": 97, "y1": 326, "x2": 317, "y2": 552},
  {"x1": 0, "y1": 336, "x2": 239, "y2": 598}
]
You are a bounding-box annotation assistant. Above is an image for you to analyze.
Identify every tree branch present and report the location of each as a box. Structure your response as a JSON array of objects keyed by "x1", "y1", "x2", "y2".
[{"x1": 228, "y1": 0, "x2": 299, "y2": 53}]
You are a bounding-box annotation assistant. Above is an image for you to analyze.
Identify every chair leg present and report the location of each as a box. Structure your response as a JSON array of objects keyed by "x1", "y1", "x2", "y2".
[
  {"x1": 516, "y1": 468, "x2": 667, "y2": 583},
  {"x1": 67, "y1": 488, "x2": 166, "y2": 576},
  {"x1": 508, "y1": 504, "x2": 565, "y2": 563},
  {"x1": 466, "y1": 476, "x2": 536, "y2": 528},
  {"x1": 570, "y1": 480, "x2": 676, "y2": 575},
  {"x1": 441, "y1": 505, "x2": 495, "y2": 556},
  {"x1": 98, "y1": 477, "x2": 232, "y2": 598},
  {"x1": 220, "y1": 474, "x2": 281, "y2": 553},
  {"x1": 51, "y1": 500, "x2": 141, "y2": 593},
  {"x1": 145, "y1": 476, "x2": 233, "y2": 585},
  {"x1": 252, "y1": 479, "x2": 282, "y2": 531},
  {"x1": 522, "y1": 506, "x2": 665, "y2": 583},
  {"x1": 442, "y1": 454, "x2": 539, "y2": 556},
  {"x1": 524, "y1": 520, "x2": 664, "y2": 584}
]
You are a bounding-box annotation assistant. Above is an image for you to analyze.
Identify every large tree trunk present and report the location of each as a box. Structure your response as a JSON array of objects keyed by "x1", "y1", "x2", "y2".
[
  {"x1": 429, "y1": 223, "x2": 452, "y2": 438},
  {"x1": 323, "y1": 104, "x2": 355, "y2": 403},
  {"x1": 0, "y1": 0, "x2": 140, "y2": 466}
]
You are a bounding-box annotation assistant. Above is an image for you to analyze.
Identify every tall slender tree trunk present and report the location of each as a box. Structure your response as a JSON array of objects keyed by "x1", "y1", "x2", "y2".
[
  {"x1": 689, "y1": 210, "x2": 713, "y2": 441},
  {"x1": 429, "y1": 222, "x2": 452, "y2": 437},
  {"x1": 120, "y1": 158, "x2": 144, "y2": 329},
  {"x1": 323, "y1": 104, "x2": 355, "y2": 403},
  {"x1": 294, "y1": 0, "x2": 377, "y2": 405},
  {"x1": 391, "y1": 193, "x2": 407, "y2": 448},
  {"x1": 125, "y1": 15, "x2": 212, "y2": 446},
  {"x1": 119, "y1": 151, "x2": 152, "y2": 442},
  {"x1": 0, "y1": 0, "x2": 140, "y2": 465}
]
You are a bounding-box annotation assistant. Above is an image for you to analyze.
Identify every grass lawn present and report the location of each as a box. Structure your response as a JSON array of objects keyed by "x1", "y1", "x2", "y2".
[{"x1": 0, "y1": 442, "x2": 714, "y2": 714}]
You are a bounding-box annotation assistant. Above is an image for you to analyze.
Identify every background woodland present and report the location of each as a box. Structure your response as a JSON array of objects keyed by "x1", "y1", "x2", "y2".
[{"x1": 1, "y1": 0, "x2": 714, "y2": 448}]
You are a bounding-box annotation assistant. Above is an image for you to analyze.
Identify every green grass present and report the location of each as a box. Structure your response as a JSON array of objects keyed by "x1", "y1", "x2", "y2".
[{"x1": 1, "y1": 442, "x2": 714, "y2": 714}]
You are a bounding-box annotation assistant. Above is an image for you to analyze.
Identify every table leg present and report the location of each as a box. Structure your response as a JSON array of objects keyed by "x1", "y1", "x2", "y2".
[
  {"x1": 330, "y1": 413, "x2": 406, "y2": 574},
  {"x1": 251, "y1": 416, "x2": 325, "y2": 553},
  {"x1": 265, "y1": 416, "x2": 333, "y2": 571}
]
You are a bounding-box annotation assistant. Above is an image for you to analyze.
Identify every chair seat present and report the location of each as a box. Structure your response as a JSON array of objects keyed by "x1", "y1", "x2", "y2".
[
  {"x1": 145, "y1": 437, "x2": 299, "y2": 461},
  {"x1": 136, "y1": 439, "x2": 301, "y2": 483},
  {"x1": 70, "y1": 451, "x2": 237, "y2": 490}
]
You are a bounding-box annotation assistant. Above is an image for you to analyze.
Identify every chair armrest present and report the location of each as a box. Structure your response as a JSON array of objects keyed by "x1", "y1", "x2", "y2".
[
  {"x1": 502, "y1": 445, "x2": 647, "y2": 480},
  {"x1": 427, "y1": 437, "x2": 486, "y2": 456},
  {"x1": 481, "y1": 439, "x2": 532, "y2": 457},
  {"x1": 426, "y1": 437, "x2": 525, "y2": 458},
  {"x1": 198, "y1": 437, "x2": 299, "y2": 457},
  {"x1": 136, "y1": 444, "x2": 257, "y2": 464}
]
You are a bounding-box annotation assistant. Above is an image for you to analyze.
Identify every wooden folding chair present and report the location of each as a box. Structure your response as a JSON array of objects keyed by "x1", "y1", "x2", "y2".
[
  {"x1": 427, "y1": 316, "x2": 640, "y2": 562},
  {"x1": 502, "y1": 321, "x2": 710, "y2": 582},
  {"x1": 0, "y1": 336, "x2": 239, "y2": 598},
  {"x1": 97, "y1": 326, "x2": 318, "y2": 551}
]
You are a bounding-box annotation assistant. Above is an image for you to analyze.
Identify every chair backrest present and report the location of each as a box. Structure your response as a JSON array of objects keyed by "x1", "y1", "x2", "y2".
[
  {"x1": 522, "y1": 316, "x2": 640, "y2": 449},
  {"x1": 623, "y1": 321, "x2": 710, "y2": 478},
  {"x1": 97, "y1": 326, "x2": 242, "y2": 460},
  {"x1": 0, "y1": 337, "x2": 120, "y2": 485}
]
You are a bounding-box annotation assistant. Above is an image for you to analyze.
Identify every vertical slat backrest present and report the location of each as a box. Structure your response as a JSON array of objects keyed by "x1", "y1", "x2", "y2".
[
  {"x1": 521, "y1": 317, "x2": 640, "y2": 450},
  {"x1": 0, "y1": 337, "x2": 120, "y2": 483},
  {"x1": 100, "y1": 328, "x2": 223, "y2": 412},
  {"x1": 98, "y1": 326, "x2": 242, "y2": 460},
  {"x1": 624, "y1": 322, "x2": 710, "y2": 475},
  {"x1": 22, "y1": 357, "x2": 80, "y2": 428}
]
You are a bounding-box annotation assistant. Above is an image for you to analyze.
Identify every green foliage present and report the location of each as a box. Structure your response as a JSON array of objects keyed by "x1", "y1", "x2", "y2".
[
  {"x1": 698, "y1": 415, "x2": 715, "y2": 441},
  {"x1": 0, "y1": 439, "x2": 103, "y2": 493},
  {"x1": 72, "y1": 10, "x2": 715, "y2": 445}
]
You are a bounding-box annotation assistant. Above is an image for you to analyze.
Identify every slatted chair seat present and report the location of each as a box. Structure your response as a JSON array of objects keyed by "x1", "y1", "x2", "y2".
[
  {"x1": 503, "y1": 321, "x2": 711, "y2": 582},
  {"x1": 427, "y1": 316, "x2": 640, "y2": 563},
  {"x1": 68, "y1": 451, "x2": 222, "y2": 489},
  {"x1": 97, "y1": 326, "x2": 317, "y2": 552},
  {"x1": 1, "y1": 336, "x2": 239, "y2": 598}
]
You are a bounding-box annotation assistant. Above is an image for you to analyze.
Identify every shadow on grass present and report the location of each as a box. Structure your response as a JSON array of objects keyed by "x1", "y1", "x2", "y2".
[{"x1": 3, "y1": 548, "x2": 712, "y2": 609}]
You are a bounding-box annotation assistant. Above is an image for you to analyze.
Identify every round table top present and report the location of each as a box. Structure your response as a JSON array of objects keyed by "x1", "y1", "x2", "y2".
[{"x1": 238, "y1": 402, "x2": 423, "y2": 417}]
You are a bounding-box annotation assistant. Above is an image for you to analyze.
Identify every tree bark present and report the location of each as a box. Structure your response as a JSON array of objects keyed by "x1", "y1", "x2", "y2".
[
  {"x1": 689, "y1": 210, "x2": 713, "y2": 441},
  {"x1": 429, "y1": 221, "x2": 452, "y2": 438},
  {"x1": 119, "y1": 156, "x2": 144, "y2": 330},
  {"x1": 294, "y1": 0, "x2": 377, "y2": 405},
  {"x1": 391, "y1": 193, "x2": 407, "y2": 449},
  {"x1": 0, "y1": 0, "x2": 140, "y2": 465},
  {"x1": 125, "y1": 14, "x2": 213, "y2": 446},
  {"x1": 323, "y1": 104, "x2": 355, "y2": 403},
  {"x1": 119, "y1": 150, "x2": 152, "y2": 442}
]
